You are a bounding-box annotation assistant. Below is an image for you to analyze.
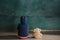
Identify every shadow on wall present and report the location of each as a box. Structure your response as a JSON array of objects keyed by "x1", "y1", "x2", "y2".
[
  {"x1": 0, "y1": 0, "x2": 18, "y2": 32},
  {"x1": 0, "y1": 15, "x2": 17, "y2": 32}
]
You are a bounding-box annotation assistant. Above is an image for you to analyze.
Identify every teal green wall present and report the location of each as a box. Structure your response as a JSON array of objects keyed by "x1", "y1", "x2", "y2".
[{"x1": 0, "y1": 0, "x2": 60, "y2": 31}]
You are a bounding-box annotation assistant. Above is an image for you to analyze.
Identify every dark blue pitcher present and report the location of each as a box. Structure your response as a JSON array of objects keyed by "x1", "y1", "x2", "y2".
[{"x1": 17, "y1": 16, "x2": 29, "y2": 39}]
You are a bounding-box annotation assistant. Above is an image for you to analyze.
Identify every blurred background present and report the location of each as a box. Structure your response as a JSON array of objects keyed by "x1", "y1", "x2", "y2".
[{"x1": 0, "y1": 0, "x2": 60, "y2": 32}]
